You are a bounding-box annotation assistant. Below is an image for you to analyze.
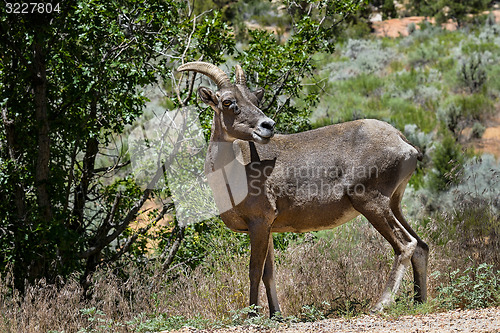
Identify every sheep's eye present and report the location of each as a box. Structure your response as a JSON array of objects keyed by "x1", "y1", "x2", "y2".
[{"x1": 222, "y1": 100, "x2": 232, "y2": 107}]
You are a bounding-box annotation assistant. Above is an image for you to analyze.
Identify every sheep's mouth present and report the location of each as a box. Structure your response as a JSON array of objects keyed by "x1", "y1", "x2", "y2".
[{"x1": 252, "y1": 131, "x2": 273, "y2": 144}]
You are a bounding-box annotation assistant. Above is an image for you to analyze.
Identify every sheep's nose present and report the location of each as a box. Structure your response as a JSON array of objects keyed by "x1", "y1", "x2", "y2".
[
  {"x1": 258, "y1": 119, "x2": 275, "y2": 138},
  {"x1": 261, "y1": 119, "x2": 275, "y2": 131}
]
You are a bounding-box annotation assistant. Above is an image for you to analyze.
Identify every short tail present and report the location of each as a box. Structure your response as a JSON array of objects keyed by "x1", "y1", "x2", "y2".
[{"x1": 398, "y1": 131, "x2": 423, "y2": 161}]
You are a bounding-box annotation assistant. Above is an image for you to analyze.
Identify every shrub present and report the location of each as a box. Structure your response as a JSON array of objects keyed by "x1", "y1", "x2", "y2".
[
  {"x1": 447, "y1": 155, "x2": 500, "y2": 213},
  {"x1": 437, "y1": 102, "x2": 463, "y2": 135},
  {"x1": 298, "y1": 304, "x2": 327, "y2": 322},
  {"x1": 381, "y1": 0, "x2": 397, "y2": 20},
  {"x1": 407, "y1": 22, "x2": 416, "y2": 35},
  {"x1": 471, "y1": 121, "x2": 486, "y2": 138},
  {"x1": 414, "y1": 85, "x2": 441, "y2": 109},
  {"x1": 426, "y1": 135, "x2": 465, "y2": 194},
  {"x1": 433, "y1": 0, "x2": 490, "y2": 28},
  {"x1": 383, "y1": 96, "x2": 436, "y2": 133},
  {"x1": 457, "y1": 52, "x2": 487, "y2": 93},
  {"x1": 404, "y1": 124, "x2": 434, "y2": 154},
  {"x1": 418, "y1": 20, "x2": 434, "y2": 32},
  {"x1": 344, "y1": 39, "x2": 369, "y2": 60},
  {"x1": 486, "y1": 12, "x2": 497, "y2": 27},
  {"x1": 324, "y1": 39, "x2": 395, "y2": 80},
  {"x1": 399, "y1": 21, "x2": 443, "y2": 48},
  {"x1": 388, "y1": 68, "x2": 422, "y2": 93},
  {"x1": 407, "y1": 154, "x2": 500, "y2": 267},
  {"x1": 408, "y1": 42, "x2": 440, "y2": 67},
  {"x1": 437, "y1": 93, "x2": 493, "y2": 136},
  {"x1": 479, "y1": 13, "x2": 500, "y2": 43},
  {"x1": 433, "y1": 264, "x2": 500, "y2": 310}
]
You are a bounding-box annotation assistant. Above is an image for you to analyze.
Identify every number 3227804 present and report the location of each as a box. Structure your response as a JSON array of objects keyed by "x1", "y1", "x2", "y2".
[{"x1": 6, "y1": 3, "x2": 61, "y2": 14}]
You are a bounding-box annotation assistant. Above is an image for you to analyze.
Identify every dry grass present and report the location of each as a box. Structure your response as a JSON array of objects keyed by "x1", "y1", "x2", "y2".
[
  {"x1": 1, "y1": 213, "x2": 498, "y2": 332},
  {"x1": 155, "y1": 217, "x2": 394, "y2": 321},
  {"x1": 0, "y1": 217, "x2": 394, "y2": 332},
  {"x1": 275, "y1": 219, "x2": 391, "y2": 316},
  {"x1": 0, "y1": 272, "x2": 84, "y2": 332}
]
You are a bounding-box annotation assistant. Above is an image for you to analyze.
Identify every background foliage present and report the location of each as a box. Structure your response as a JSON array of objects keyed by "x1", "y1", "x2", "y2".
[{"x1": 1, "y1": 0, "x2": 500, "y2": 331}]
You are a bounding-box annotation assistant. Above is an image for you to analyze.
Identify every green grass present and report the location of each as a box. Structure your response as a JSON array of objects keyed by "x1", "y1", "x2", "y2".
[{"x1": 311, "y1": 23, "x2": 499, "y2": 135}]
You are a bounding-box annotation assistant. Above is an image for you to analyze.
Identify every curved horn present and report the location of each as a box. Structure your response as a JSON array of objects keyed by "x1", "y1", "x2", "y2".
[
  {"x1": 177, "y1": 62, "x2": 231, "y2": 88},
  {"x1": 235, "y1": 64, "x2": 247, "y2": 86}
]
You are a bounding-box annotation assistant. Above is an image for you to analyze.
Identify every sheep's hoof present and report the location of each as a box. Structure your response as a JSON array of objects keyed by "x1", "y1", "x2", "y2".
[
  {"x1": 370, "y1": 304, "x2": 384, "y2": 314},
  {"x1": 370, "y1": 298, "x2": 393, "y2": 314}
]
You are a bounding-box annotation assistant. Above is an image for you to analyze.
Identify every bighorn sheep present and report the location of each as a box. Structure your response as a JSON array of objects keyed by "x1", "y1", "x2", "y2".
[{"x1": 177, "y1": 62, "x2": 429, "y2": 316}]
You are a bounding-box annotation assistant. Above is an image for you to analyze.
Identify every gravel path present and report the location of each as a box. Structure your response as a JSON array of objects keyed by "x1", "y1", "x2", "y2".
[{"x1": 167, "y1": 307, "x2": 500, "y2": 333}]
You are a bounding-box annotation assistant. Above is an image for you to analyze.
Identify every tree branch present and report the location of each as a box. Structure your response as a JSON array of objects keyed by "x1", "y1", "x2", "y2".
[
  {"x1": 78, "y1": 119, "x2": 186, "y2": 260},
  {"x1": 72, "y1": 133, "x2": 99, "y2": 231},
  {"x1": 93, "y1": 160, "x2": 131, "y2": 174},
  {"x1": 1, "y1": 105, "x2": 27, "y2": 222},
  {"x1": 108, "y1": 202, "x2": 174, "y2": 263},
  {"x1": 182, "y1": 72, "x2": 198, "y2": 106},
  {"x1": 262, "y1": 69, "x2": 292, "y2": 113},
  {"x1": 33, "y1": 39, "x2": 52, "y2": 222},
  {"x1": 161, "y1": 223, "x2": 186, "y2": 270}
]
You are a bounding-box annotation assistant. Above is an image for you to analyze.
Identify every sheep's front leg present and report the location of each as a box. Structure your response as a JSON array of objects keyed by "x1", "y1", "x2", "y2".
[{"x1": 248, "y1": 222, "x2": 272, "y2": 316}]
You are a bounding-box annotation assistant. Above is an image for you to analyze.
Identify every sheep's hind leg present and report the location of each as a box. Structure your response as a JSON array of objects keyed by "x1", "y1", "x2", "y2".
[
  {"x1": 350, "y1": 190, "x2": 417, "y2": 312},
  {"x1": 390, "y1": 180, "x2": 429, "y2": 304}
]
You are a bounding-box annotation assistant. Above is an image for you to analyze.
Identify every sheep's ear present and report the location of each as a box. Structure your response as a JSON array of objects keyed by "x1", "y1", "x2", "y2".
[
  {"x1": 253, "y1": 88, "x2": 264, "y2": 104},
  {"x1": 198, "y1": 86, "x2": 218, "y2": 107}
]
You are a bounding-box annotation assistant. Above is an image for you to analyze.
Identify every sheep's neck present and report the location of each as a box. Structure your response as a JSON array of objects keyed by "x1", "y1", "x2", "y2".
[{"x1": 205, "y1": 113, "x2": 236, "y2": 174}]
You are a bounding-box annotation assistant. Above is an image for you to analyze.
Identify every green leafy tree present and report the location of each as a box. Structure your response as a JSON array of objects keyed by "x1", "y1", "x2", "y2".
[
  {"x1": 405, "y1": 0, "x2": 435, "y2": 17},
  {"x1": 0, "y1": 0, "x2": 235, "y2": 289},
  {"x1": 1, "y1": 0, "x2": 365, "y2": 291},
  {"x1": 381, "y1": 0, "x2": 397, "y2": 20},
  {"x1": 435, "y1": 0, "x2": 491, "y2": 27},
  {"x1": 234, "y1": 0, "x2": 366, "y2": 133},
  {"x1": 414, "y1": 0, "x2": 491, "y2": 27}
]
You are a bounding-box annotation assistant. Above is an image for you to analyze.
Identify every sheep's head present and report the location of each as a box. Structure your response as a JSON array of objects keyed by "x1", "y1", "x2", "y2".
[{"x1": 177, "y1": 62, "x2": 275, "y2": 144}]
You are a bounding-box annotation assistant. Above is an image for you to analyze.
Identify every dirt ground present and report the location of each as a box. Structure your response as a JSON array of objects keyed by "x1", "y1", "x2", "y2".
[
  {"x1": 468, "y1": 112, "x2": 500, "y2": 157},
  {"x1": 480, "y1": 120, "x2": 500, "y2": 157},
  {"x1": 167, "y1": 307, "x2": 500, "y2": 333},
  {"x1": 372, "y1": 10, "x2": 500, "y2": 38}
]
